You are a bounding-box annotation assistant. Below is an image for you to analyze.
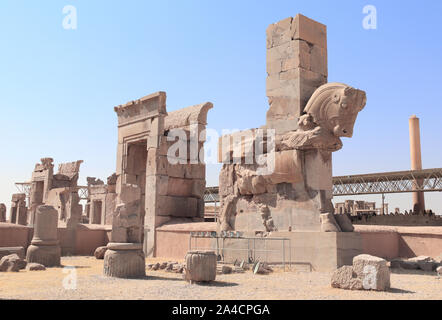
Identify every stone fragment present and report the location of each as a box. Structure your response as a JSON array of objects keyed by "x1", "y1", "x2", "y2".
[
  {"x1": 320, "y1": 213, "x2": 341, "y2": 232},
  {"x1": 407, "y1": 256, "x2": 438, "y2": 271},
  {"x1": 151, "y1": 263, "x2": 160, "y2": 271},
  {"x1": 184, "y1": 251, "x2": 217, "y2": 283},
  {"x1": 26, "y1": 263, "x2": 46, "y2": 271},
  {"x1": 159, "y1": 262, "x2": 168, "y2": 270},
  {"x1": 94, "y1": 246, "x2": 108, "y2": 260},
  {"x1": 334, "y1": 214, "x2": 354, "y2": 232},
  {"x1": 400, "y1": 260, "x2": 419, "y2": 270},
  {"x1": 173, "y1": 264, "x2": 184, "y2": 273},
  {"x1": 408, "y1": 256, "x2": 432, "y2": 263},
  {"x1": 0, "y1": 254, "x2": 27, "y2": 272},
  {"x1": 436, "y1": 266, "x2": 442, "y2": 277},
  {"x1": 389, "y1": 259, "x2": 403, "y2": 269},
  {"x1": 331, "y1": 266, "x2": 363, "y2": 290},
  {"x1": 221, "y1": 265, "x2": 233, "y2": 274},
  {"x1": 418, "y1": 260, "x2": 438, "y2": 272},
  {"x1": 253, "y1": 262, "x2": 273, "y2": 275},
  {"x1": 352, "y1": 254, "x2": 390, "y2": 291}
]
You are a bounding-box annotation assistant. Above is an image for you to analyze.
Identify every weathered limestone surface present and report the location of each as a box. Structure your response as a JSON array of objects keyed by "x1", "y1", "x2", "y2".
[
  {"x1": 218, "y1": 82, "x2": 366, "y2": 233},
  {"x1": 320, "y1": 213, "x2": 341, "y2": 232},
  {"x1": 334, "y1": 214, "x2": 355, "y2": 232},
  {"x1": 352, "y1": 254, "x2": 390, "y2": 291},
  {"x1": 332, "y1": 254, "x2": 390, "y2": 291},
  {"x1": 113, "y1": 91, "x2": 212, "y2": 257},
  {"x1": 184, "y1": 250, "x2": 217, "y2": 283},
  {"x1": 103, "y1": 244, "x2": 145, "y2": 278},
  {"x1": 0, "y1": 254, "x2": 27, "y2": 272},
  {"x1": 26, "y1": 205, "x2": 61, "y2": 267},
  {"x1": 331, "y1": 265, "x2": 363, "y2": 290},
  {"x1": 266, "y1": 14, "x2": 328, "y2": 134},
  {"x1": 217, "y1": 14, "x2": 366, "y2": 236},
  {"x1": 94, "y1": 246, "x2": 108, "y2": 259}
]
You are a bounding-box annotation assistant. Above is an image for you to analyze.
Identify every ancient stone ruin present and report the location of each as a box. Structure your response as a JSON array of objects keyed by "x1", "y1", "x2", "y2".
[
  {"x1": 184, "y1": 250, "x2": 217, "y2": 283},
  {"x1": 331, "y1": 254, "x2": 391, "y2": 291},
  {"x1": 26, "y1": 205, "x2": 61, "y2": 267},
  {"x1": 85, "y1": 174, "x2": 117, "y2": 225},
  {"x1": 103, "y1": 91, "x2": 212, "y2": 277},
  {"x1": 217, "y1": 15, "x2": 366, "y2": 234},
  {"x1": 9, "y1": 193, "x2": 27, "y2": 225},
  {"x1": 28, "y1": 158, "x2": 83, "y2": 228}
]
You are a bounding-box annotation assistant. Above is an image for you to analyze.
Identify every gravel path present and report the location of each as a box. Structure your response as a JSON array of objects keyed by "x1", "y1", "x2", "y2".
[{"x1": 0, "y1": 256, "x2": 440, "y2": 300}]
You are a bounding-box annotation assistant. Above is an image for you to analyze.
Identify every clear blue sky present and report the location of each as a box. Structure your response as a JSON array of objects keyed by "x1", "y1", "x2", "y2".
[{"x1": 0, "y1": 0, "x2": 441, "y2": 214}]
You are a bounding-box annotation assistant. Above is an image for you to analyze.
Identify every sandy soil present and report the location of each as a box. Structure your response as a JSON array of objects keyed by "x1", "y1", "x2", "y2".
[{"x1": 0, "y1": 256, "x2": 440, "y2": 300}]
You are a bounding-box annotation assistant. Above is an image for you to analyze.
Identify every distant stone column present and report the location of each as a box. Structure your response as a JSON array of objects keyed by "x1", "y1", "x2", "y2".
[
  {"x1": 409, "y1": 115, "x2": 425, "y2": 213},
  {"x1": 26, "y1": 205, "x2": 61, "y2": 267},
  {"x1": 16, "y1": 200, "x2": 28, "y2": 226},
  {"x1": 266, "y1": 14, "x2": 328, "y2": 134},
  {"x1": 0, "y1": 204, "x2": 6, "y2": 222}
]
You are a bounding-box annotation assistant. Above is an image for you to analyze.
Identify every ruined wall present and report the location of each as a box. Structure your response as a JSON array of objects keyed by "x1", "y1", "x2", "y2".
[
  {"x1": 352, "y1": 213, "x2": 442, "y2": 226},
  {"x1": 113, "y1": 91, "x2": 212, "y2": 257},
  {"x1": 9, "y1": 193, "x2": 27, "y2": 225},
  {"x1": 87, "y1": 174, "x2": 117, "y2": 226}
]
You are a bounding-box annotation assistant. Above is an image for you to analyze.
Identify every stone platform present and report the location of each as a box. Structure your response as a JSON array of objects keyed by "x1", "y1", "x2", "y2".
[{"x1": 155, "y1": 221, "x2": 362, "y2": 271}]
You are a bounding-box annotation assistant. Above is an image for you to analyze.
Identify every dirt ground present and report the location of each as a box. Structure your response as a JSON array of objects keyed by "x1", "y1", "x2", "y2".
[{"x1": 0, "y1": 256, "x2": 440, "y2": 300}]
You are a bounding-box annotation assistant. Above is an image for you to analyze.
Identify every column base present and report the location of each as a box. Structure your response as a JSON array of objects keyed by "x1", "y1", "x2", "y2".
[
  {"x1": 103, "y1": 243, "x2": 146, "y2": 278},
  {"x1": 26, "y1": 244, "x2": 61, "y2": 267}
]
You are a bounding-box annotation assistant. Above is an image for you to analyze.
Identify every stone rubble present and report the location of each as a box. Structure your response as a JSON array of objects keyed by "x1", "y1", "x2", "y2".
[
  {"x1": 26, "y1": 263, "x2": 46, "y2": 271},
  {"x1": 0, "y1": 254, "x2": 27, "y2": 272},
  {"x1": 331, "y1": 254, "x2": 390, "y2": 291},
  {"x1": 94, "y1": 246, "x2": 108, "y2": 260}
]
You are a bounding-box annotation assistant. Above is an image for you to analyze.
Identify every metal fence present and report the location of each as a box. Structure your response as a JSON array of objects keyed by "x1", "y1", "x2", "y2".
[{"x1": 189, "y1": 231, "x2": 291, "y2": 271}]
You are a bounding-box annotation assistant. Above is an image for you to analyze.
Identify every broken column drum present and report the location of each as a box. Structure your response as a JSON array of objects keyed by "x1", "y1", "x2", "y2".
[
  {"x1": 103, "y1": 242, "x2": 146, "y2": 278},
  {"x1": 26, "y1": 205, "x2": 61, "y2": 267},
  {"x1": 184, "y1": 250, "x2": 217, "y2": 283}
]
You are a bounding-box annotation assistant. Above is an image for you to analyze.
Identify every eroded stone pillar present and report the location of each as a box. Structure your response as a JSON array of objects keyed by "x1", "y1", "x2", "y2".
[
  {"x1": 26, "y1": 205, "x2": 61, "y2": 267},
  {"x1": 266, "y1": 14, "x2": 328, "y2": 134}
]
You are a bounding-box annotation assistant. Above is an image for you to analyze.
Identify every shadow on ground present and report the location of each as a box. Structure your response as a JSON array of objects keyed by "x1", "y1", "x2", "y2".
[
  {"x1": 391, "y1": 268, "x2": 437, "y2": 276},
  {"x1": 388, "y1": 288, "x2": 415, "y2": 294}
]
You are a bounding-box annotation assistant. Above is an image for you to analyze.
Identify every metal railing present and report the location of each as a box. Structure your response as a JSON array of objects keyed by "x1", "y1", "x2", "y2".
[{"x1": 189, "y1": 231, "x2": 291, "y2": 271}]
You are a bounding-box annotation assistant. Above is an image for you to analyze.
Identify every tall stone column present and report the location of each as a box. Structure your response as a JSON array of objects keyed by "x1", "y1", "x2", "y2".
[
  {"x1": 409, "y1": 115, "x2": 425, "y2": 213},
  {"x1": 266, "y1": 14, "x2": 328, "y2": 134},
  {"x1": 26, "y1": 205, "x2": 61, "y2": 267}
]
